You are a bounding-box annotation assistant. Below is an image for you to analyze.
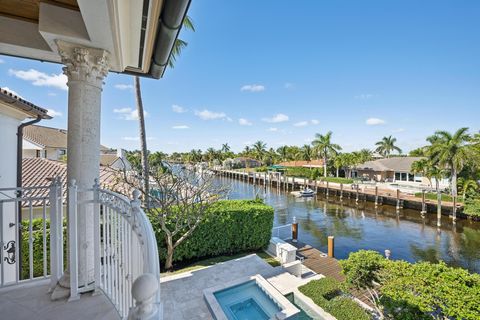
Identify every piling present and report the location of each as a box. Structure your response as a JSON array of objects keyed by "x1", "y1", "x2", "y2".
[
  {"x1": 437, "y1": 191, "x2": 442, "y2": 227},
  {"x1": 355, "y1": 184, "x2": 359, "y2": 203},
  {"x1": 339, "y1": 183, "x2": 343, "y2": 200},
  {"x1": 374, "y1": 186, "x2": 378, "y2": 207},
  {"x1": 327, "y1": 236, "x2": 335, "y2": 258},
  {"x1": 452, "y1": 196, "x2": 457, "y2": 222},
  {"x1": 396, "y1": 189, "x2": 401, "y2": 211},
  {"x1": 292, "y1": 217, "x2": 298, "y2": 242},
  {"x1": 421, "y1": 189, "x2": 427, "y2": 216}
]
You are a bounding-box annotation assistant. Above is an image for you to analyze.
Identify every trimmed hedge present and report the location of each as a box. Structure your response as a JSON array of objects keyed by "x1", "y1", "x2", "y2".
[
  {"x1": 149, "y1": 199, "x2": 274, "y2": 264},
  {"x1": 299, "y1": 277, "x2": 371, "y2": 320}
]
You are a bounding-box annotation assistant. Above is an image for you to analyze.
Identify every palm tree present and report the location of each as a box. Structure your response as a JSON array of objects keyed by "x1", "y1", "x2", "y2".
[
  {"x1": 252, "y1": 141, "x2": 267, "y2": 161},
  {"x1": 458, "y1": 179, "x2": 478, "y2": 202},
  {"x1": 277, "y1": 146, "x2": 289, "y2": 162},
  {"x1": 333, "y1": 154, "x2": 344, "y2": 177},
  {"x1": 205, "y1": 148, "x2": 217, "y2": 165},
  {"x1": 375, "y1": 136, "x2": 402, "y2": 158},
  {"x1": 312, "y1": 131, "x2": 342, "y2": 177},
  {"x1": 427, "y1": 128, "x2": 471, "y2": 196},
  {"x1": 299, "y1": 145, "x2": 313, "y2": 161},
  {"x1": 221, "y1": 143, "x2": 230, "y2": 153},
  {"x1": 133, "y1": 16, "x2": 195, "y2": 204}
]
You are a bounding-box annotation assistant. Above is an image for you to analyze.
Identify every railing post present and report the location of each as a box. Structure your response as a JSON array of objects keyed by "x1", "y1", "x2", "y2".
[
  {"x1": 68, "y1": 179, "x2": 79, "y2": 301},
  {"x1": 291, "y1": 217, "x2": 298, "y2": 243},
  {"x1": 128, "y1": 273, "x2": 160, "y2": 320},
  {"x1": 93, "y1": 179, "x2": 101, "y2": 294},
  {"x1": 49, "y1": 177, "x2": 63, "y2": 292}
]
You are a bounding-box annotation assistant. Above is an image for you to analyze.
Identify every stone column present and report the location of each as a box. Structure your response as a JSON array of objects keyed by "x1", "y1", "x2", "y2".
[{"x1": 54, "y1": 40, "x2": 109, "y2": 297}]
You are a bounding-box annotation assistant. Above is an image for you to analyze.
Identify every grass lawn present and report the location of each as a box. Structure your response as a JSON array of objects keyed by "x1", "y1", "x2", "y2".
[
  {"x1": 161, "y1": 250, "x2": 280, "y2": 276},
  {"x1": 414, "y1": 192, "x2": 462, "y2": 203}
]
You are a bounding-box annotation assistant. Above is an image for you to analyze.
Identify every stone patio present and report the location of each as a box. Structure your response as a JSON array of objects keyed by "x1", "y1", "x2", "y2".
[
  {"x1": 160, "y1": 253, "x2": 322, "y2": 320},
  {"x1": 0, "y1": 281, "x2": 119, "y2": 320}
]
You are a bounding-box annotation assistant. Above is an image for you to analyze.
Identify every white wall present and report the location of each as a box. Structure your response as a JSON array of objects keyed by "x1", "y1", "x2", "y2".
[{"x1": 0, "y1": 109, "x2": 23, "y2": 284}]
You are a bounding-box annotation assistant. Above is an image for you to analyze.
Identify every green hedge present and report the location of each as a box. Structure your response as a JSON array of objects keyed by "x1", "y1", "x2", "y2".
[
  {"x1": 464, "y1": 198, "x2": 480, "y2": 217},
  {"x1": 299, "y1": 277, "x2": 371, "y2": 320},
  {"x1": 149, "y1": 199, "x2": 274, "y2": 264}
]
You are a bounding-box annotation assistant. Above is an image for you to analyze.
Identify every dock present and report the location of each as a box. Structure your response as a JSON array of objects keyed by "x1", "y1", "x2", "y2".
[
  {"x1": 287, "y1": 240, "x2": 373, "y2": 308},
  {"x1": 213, "y1": 169, "x2": 462, "y2": 217}
]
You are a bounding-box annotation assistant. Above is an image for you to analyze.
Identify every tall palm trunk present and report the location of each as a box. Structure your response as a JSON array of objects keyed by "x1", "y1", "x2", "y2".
[
  {"x1": 451, "y1": 167, "x2": 457, "y2": 197},
  {"x1": 134, "y1": 76, "x2": 149, "y2": 204},
  {"x1": 323, "y1": 154, "x2": 327, "y2": 177}
]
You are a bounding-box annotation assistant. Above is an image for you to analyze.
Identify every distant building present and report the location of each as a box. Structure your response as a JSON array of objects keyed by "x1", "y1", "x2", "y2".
[
  {"x1": 278, "y1": 159, "x2": 324, "y2": 168},
  {"x1": 232, "y1": 157, "x2": 262, "y2": 168},
  {"x1": 353, "y1": 157, "x2": 449, "y2": 188}
]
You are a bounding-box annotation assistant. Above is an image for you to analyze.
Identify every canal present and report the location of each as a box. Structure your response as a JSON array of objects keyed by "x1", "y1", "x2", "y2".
[{"x1": 221, "y1": 176, "x2": 480, "y2": 273}]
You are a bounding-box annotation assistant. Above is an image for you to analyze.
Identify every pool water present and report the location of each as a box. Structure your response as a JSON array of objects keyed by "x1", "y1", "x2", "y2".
[
  {"x1": 214, "y1": 280, "x2": 281, "y2": 320},
  {"x1": 285, "y1": 293, "x2": 314, "y2": 320}
]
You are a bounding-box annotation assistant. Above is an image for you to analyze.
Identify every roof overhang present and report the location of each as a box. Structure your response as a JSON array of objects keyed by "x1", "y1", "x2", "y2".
[
  {"x1": 0, "y1": 88, "x2": 51, "y2": 120},
  {"x1": 0, "y1": 0, "x2": 191, "y2": 79}
]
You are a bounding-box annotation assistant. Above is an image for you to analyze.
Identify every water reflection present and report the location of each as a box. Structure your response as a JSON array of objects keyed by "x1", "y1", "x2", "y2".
[{"x1": 222, "y1": 176, "x2": 480, "y2": 273}]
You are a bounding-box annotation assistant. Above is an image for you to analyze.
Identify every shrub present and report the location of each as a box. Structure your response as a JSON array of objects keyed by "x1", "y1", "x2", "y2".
[
  {"x1": 310, "y1": 168, "x2": 321, "y2": 180},
  {"x1": 340, "y1": 250, "x2": 386, "y2": 289},
  {"x1": 299, "y1": 277, "x2": 371, "y2": 320},
  {"x1": 255, "y1": 166, "x2": 268, "y2": 172},
  {"x1": 149, "y1": 199, "x2": 274, "y2": 265},
  {"x1": 464, "y1": 198, "x2": 480, "y2": 217}
]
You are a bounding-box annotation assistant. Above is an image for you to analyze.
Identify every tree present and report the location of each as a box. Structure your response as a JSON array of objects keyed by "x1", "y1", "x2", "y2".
[
  {"x1": 375, "y1": 136, "x2": 402, "y2": 158},
  {"x1": 277, "y1": 145, "x2": 289, "y2": 162},
  {"x1": 221, "y1": 143, "x2": 230, "y2": 153},
  {"x1": 252, "y1": 141, "x2": 267, "y2": 161},
  {"x1": 132, "y1": 16, "x2": 195, "y2": 205},
  {"x1": 119, "y1": 166, "x2": 228, "y2": 270},
  {"x1": 299, "y1": 144, "x2": 313, "y2": 161},
  {"x1": 312, "y1": 131, "x2": 342, "y2": 177},
  {"x1": 427, "y1": 128, "x2": 471, "y2": 197}
]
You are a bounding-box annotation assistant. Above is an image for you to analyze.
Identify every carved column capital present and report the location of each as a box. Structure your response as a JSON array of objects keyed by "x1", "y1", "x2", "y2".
[{"x1": 56, "y1": 40, "x2": 110, "y2": 88}]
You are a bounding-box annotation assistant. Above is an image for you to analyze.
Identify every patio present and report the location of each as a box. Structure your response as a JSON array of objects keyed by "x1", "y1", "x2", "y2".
[
  {"x1": 160, "y1": 254, "x2": 322, "y2": 320},
  {"x1": 0, "y1": 281, "x2": 119, "y2": 320}
]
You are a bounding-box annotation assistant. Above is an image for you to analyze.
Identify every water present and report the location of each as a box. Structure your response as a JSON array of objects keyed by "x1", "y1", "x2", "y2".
[
  {"x1": 214, "y1": 280, "x2": 281, "y2": 320},
  {"x1": 285, "y1": 293, "x2": 314, "y2": 320},
  {"x1": 222, "y1": 177, "x2": 480, "y2": 273}
]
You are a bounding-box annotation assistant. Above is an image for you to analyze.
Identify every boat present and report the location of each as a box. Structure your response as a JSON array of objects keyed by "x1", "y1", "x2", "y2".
[{"x1": 299, "y1": 188, "x2": 315, "y2": 197}]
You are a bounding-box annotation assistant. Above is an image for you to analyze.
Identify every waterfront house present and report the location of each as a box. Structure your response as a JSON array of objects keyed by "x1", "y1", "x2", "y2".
[
  {"x1": 278, "y1": 159, "x2": 325, "y2": 168},
  {"x1": 0, "y1": 1, "x2": 191, "y2": 319},
  {"x1": 232, "y1": 157, "x2": 262, "y2": 168},
  {"x1": 352, "y1": 156, "x2": 449, "y2": 189}
]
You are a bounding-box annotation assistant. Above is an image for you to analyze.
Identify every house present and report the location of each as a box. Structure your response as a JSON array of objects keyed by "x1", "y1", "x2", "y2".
[
  {"x1": 0, "y1": 0, "x2": 191, "y2": 319},
  {"x1": 23, "y1": 124, "x2": 110, "y2": 161},
  {"x1": 352, "y1": 157, "x2": 449, "y2": 188},
  {"x1": 232, "y1": 157, "x2": 262, "y2": 168}
]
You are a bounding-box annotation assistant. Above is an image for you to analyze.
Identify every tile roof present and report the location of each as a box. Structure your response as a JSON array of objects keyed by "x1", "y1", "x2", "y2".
[
  {"x1": 356, "y1": 157, "x2": 425, "y2": 172},
  {"x1": 278, "y1": 160, "x2": 325, "y2": 167},
  {"x1": 23, "y1": 124, "x2": 110, "y2": 150},
  {"x1": 21, "y1": 158, "x2": 132, "y2": 206},
  {"x1": 0, "y1": 88, "x2": 51, "y2": 119}
]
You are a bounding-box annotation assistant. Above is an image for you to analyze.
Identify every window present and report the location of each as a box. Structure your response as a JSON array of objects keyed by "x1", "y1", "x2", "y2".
[
  {"x1": 408, "y1": 173, "x2": 414, "y2": 182},
  {"x1": 36, "y1": 150, "x2": 40, "y2": 158},
  {"x1": 395, "y1": 172, "x2": 400, "y2": 181},
  {"x1": 59, "y1": 149, "x2": 66, "y2": 155}
]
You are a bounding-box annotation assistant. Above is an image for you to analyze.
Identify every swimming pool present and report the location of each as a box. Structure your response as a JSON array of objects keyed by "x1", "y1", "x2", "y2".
[
  {"x1": 204, "y1": 275, "x2": 299, "y2": 320},
  {"x1": 214, "y1": 280, "x2": 280, "y2": 319}
]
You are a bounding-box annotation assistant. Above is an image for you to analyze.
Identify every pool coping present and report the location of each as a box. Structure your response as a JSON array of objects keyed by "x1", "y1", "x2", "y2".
[{"x1": 203, "y1": 274, "x2": 300, "y2": 320}]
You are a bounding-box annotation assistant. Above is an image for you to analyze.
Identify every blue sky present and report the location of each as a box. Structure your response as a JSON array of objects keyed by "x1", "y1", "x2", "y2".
[{"x1": 1, "y1": 0, "x2": 479, "y2": 153}]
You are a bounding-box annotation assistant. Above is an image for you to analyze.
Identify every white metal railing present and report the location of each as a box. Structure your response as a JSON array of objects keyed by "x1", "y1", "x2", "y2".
[
  {"x1": 272, "y1": 223, "x2": 292, "y2": 240},
  {"x1": 0, "y1": 178, "x2": 63, "y2": 289},
  {"x1": 68, "y1": 179, "x2": 161, "y2": 319}
]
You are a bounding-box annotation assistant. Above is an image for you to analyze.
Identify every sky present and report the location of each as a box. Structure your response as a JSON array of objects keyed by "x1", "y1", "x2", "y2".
[{"x1": 1, "y1": 0, "x2": 479, "y2": 154}]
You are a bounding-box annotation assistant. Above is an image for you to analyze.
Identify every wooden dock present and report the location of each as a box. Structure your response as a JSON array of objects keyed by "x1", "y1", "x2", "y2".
[{"x1": 287, "y1": 240, "x2": 373, "y2": 308}]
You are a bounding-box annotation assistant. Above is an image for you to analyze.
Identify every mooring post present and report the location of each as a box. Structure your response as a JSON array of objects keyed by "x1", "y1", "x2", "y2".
[
  {"x1": 292, "y1": 216, "x2": 298, "y2": 243},
  {"x1": 355, "y1": 184, "x2": 359, "y2": 203},
  {"x1": 421, "y1": 189, "x2": 427, "y2": 216},
  {"x1": 315, "y1": 180, "x2": 318, "y2": 193},
  {"x1": 374, "y1": 186, "x2": 379, "y2": 207},
  {"x1": 340, "y1": 183, "x2": 343, "y2": 200},
  {"x1": 396, "y1": 189, "x2": 401, "y2": 211},
  {"x1": 452, "y1": 196, "x2": 457, "y2": 222},
  {"x1": 437, "y1": 190, "x2": 442, "y2": 227},
  {"x1": 328, "y1": 236, "x2": 335, "y2": 258},
  {"x1": 326, "y1": 181, "x2": 329, "y2": 197},
  {"x1": 303, "y1": 178, "x2": 306, "y2": 188}
]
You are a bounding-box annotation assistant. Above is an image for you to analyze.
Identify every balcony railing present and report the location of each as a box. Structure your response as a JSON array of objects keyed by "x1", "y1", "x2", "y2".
[{"x1": 0, "y1": 178, "x2": 162, "y2": 320}]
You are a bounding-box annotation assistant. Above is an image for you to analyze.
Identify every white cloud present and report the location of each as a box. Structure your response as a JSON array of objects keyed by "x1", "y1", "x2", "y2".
[
  {"x1": 122, "y1": 136, "x2": 155, "y2": 141},
  {"x1": 262, "y1": 113, "x2": 289, "y2": 123},
  {"x1": 226, "y1": 117, "x2": 233, "y2": 122},
  {"x1": 172, "y1": 104, "x2": 187, "y2": 113},
  {"x1": 194, "y1": 109, "x2": 227, "y2": 120},
  {"x1": 172, "y1": 125, "x2": 189, "y2": 129},
  {"x1": 267, "y1": 127, "x2": 278, "y2": 132},
  {"x1": 114, "y1": 107, "x2": 148, "y2": 121},
  {"x1": 284, "y1": 82, "x2": 295, "y2": 89},
  {"x1": 366, "y1": 118, "x2": 386, "y2": 125},
  {"x1": 355, "y1": 93, "x2": 374, "y2": 100},
  {"x1": 238, "y1": 118, "x2": 253, "y2": 126},
  {"x1": 114, "y1": 84, "x2": 134, "y2": 90},
  {"x1": 393, "y1": 128, "x2": 405, "y2": 133},
  {"x1": 1, "y1": 87, "x2": 24, "y2": 99},
  {"x1": 47, "y1": 109, "x2": 62, "y2": 117},
  {"x1": 9, "y1": 68, "x2": 67, "y2": 90},
  {"x1": 294, "y1": 121, "x2": 309, "y2": 127},
  {"x1": 311, "y1": 119, "x2": 319, "y2": 125},
  {"x1": 240, "y1": 84, "x2": 265, "y2": 92}
]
